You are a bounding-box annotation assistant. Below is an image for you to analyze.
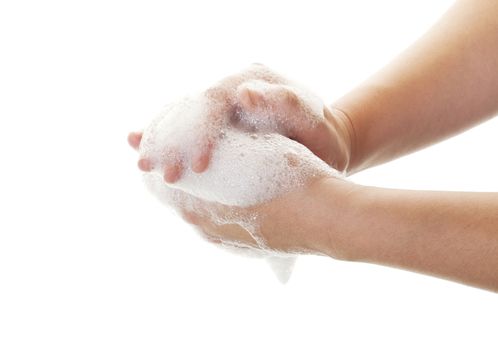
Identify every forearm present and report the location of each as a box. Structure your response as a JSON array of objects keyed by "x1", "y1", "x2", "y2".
[
  {"x1": 332, "y1": 0, "x2": 498, "y2": 174},
  {"x1": 321, "y1": 180, "x2": 498, "y2": 291}
]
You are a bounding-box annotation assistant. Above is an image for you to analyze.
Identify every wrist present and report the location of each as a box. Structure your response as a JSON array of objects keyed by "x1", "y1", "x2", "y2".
[
  {"x1": 328, "y1": 106, "x2": 358, "y2": 175},
  {"x1": 307, "y1": 177, "x2": 373, "y2": 261}
]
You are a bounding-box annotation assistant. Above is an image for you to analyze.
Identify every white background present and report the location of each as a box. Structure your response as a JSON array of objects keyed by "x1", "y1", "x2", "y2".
[{"x1": 1, "y1": 0, "x2": 497, "y2": 349}]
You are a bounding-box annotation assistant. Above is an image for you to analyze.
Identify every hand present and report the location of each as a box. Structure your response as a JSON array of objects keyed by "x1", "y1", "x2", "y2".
[
  {"x1": 178, "y1": 176, "x2": 361, "y2": 260},
  {"x1": 128, "y1": 64, "x2": 355, "y2": 181},
  {"x1": 129, "y1": 117, "x2": 356, "y2": 257}
]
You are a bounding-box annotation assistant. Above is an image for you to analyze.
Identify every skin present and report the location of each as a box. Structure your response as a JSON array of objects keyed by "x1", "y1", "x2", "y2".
[
  {"x1": 129, "y1": 64, "x2": 353, "y2": 180},
  {"x1": 129, "y1": 0, "x2": 498, "y2": 291}
]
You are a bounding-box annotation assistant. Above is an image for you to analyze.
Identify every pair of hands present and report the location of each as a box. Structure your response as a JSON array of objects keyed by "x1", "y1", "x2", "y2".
[{"x1": 128, "y1": 64, "x2": 355, "y2": 256}]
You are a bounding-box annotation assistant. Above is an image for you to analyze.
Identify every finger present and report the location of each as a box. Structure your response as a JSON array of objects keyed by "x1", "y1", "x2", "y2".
[
  {"x1": 164, "y1": 157, "x2": 183, "y2": 183},
  {"x1": 192, "y1": 137, "x2": 214, "y2": 173},
  {"x1": 180, "y1": 209, "x2": 202, "y2": 226},
  {"x1": 236, "y1": 82, "x2": 304, "y2": 132},
  {"x1": 204, "y1": 235, "x2": 223, "y2": 245},
  {"x1": 128, "y1": 131, "x2": 143, "y2": 150},
  {"x1": 199, "y1": 220, "x2": 259, "y2": 247},
  {"x1": 237, "y1": 85, "x2": 265, "y2": 112},
  {"x1": 181, "y1": 201, "x2": 261, "y2": 248},
  {"x1": 137, "y1": 158, "x2": 152, "y2": 172},
  {"x1": 191, "y1": 94, "x2": 228, "y2": 174},
  {"x1": 264, "y1": 84, "x2": 302, "y2": 117},
  {"x1": 192, "y1": 226, "x2": 224, "y2": 246}
]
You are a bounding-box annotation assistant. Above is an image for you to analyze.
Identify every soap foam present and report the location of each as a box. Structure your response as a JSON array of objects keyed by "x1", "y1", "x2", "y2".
[{"x1": 139, "y1": 89, "x2": 339, "y2": 283}]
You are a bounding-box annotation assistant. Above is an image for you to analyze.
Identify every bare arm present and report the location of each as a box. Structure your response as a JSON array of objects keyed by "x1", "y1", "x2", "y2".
[
  {"x1": 333, "y1": 0, "x2": 498, "y2": 174},
  {"x1": 315, "y1": 179, "x2": 498, "y2": 292},
  {"x1": 176, "y1": 175, "x2": 498, "y2": 292},
  {"x1": 130, "y1": 2, "x2": 498, "y2": 179}
]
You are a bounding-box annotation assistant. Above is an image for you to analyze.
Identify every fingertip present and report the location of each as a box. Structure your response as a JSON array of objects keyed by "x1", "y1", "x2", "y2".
[
  {"x1": 238, "y1": 86, "x2": 263, "y2": 110},
  {"x1": 137, "y1": 158, "x2": 152, "y2": 172},
  {"x1": 238, "y1": 87, "x2": 254, "y2": 107},
  {"x1": 281, "y1": 88, "x2": 299, "y2": 108},
  {"x1": 128, "y1": 132, "x2": 143, "y2": 150},
  {"x1": 164, "y1": 161, "x2": 182, "y2": 183},
  {"x1": 192, "y1": 152, "x2": 210, "y2": 173},
  {"x1": 181, "y1": 210, "x2": 201, "y2": 226}
]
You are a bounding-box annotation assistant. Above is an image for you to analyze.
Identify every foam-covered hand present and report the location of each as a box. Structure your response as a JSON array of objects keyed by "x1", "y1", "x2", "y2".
[
  {"x1": 177, "y1": 175, "x2": 353, "y2": 261},
  {"x1": 178, "y1": 180, "x2": 323, "y2": 253},
  {"x1": 128, "y1": 79, "x2": 351, "y2": 282},
  {"x1": 128, "y1": 64, "x2": 354, "y2": 181}
]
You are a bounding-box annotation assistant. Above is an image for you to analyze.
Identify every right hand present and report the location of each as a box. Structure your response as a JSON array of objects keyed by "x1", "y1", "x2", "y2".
[{"x1": 128, "y1": 64, "x2": 355, "y2": 182}]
